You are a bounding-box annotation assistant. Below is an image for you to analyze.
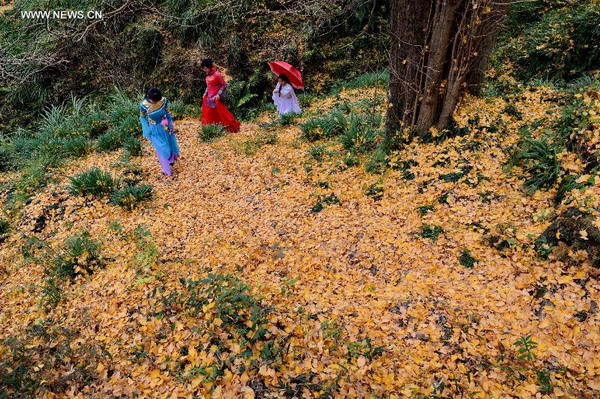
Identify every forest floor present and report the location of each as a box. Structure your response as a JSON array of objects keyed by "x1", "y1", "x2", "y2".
[{"x1": 0, "y1": 86, "x2": 598, "y2": 398}]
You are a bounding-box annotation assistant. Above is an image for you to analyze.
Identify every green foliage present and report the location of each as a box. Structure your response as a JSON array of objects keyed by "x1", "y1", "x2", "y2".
[
  {"x1": 513, "y1": 335, "x2": 538, "y2": 361},
  {"x1": 331, "y1": 71, "x2": 390, "y2": 92},
  {"x1": 339, "y1": 116, "x2": 381, "y2": 153},
  {"x1": 169, "y1": 274, "x2": 271, "y2": 343},
  {"x1": 111, "y1": 185, "x2": 153, "y2": 210},
  {"x1": 364, "y1": 148, "x2": 387, "y2": 174},
  {"x1": 537, "y1": 369, "x2": 553, "y2": 394},
  {"x1": 199, "y1": 124, "x2": 226, "y2": 142},
  {"x1": 365, "y1": 181, "x2": 384, "y2": 201},
  {"x1": 51, "y1": 231, "x2": 102, "y2": 280},
  {"x1": 346, "y1": 338, "x2": 384, "y2": 360},
  {"x1": 535, "y1": 236, "x2": 554, "y2": 260},
  {"x1": 239, "y1": 132, "x2": 277, "y2": 155},
  {"x1": 123, "y1": 137, "x2": 143, "y2": 157},
  {"x1": 497, "y1": 1, "x2": 600, "y2": 81},
  {"x1": 311, "y1": 193, "x2": 340, "y2": 213},
  {"x1": 301, "y1": 111, "x2": 348, "y2": 142},
  {"x1": 510, "y1": 139, "x2": 562, "y2": 193},
  {"x1": 417, "y1": 205, "x2": 435, "y2": 216},
  {"x1": 459, "y1": 249, "x2": 477, "y2": 268},
  {"x1": 308, "y1": 145, "x2": 327, "y2": 162},
  {"x1": 68, "y1": 168, "x2": 120, "y2": 198},
  {"x1": 421, "y1": 225, "x2": 444, "y2": 241}
]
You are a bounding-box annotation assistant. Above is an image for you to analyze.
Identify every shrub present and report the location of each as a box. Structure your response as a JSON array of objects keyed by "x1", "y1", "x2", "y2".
[
  {"x1": 239, "y1": 132, "x2": 277, "y2": 155},
  {"x1": 331, "y1": 71, "x2": 390, "y2": 92},
  {"x1": 199, "y1": 124, "x2": 226, "y2": 142},
  {"x1": 279, "y1": 112, "x2": 300, "y2": 126},
  {"x1": 511, "y1": 139, "x2": 562, "y2": 193},
  {"x1": 68, "y1": 168, "x2": 120, "y2": 198},
  {"x1": 339, "y1": 116, "x2": 381, "y2": 153},
  {"x1": 111, "y1": 184, "x2": 153, "y2": 210},
  {"x1": 170, "y1": 274, "x2": 271, "y2": 343},
  {"x1": 496, "y1": 2, "x2": 600, "y2": 81}
]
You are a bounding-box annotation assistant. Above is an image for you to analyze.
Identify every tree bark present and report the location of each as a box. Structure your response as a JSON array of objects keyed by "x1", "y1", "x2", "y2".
[{"x1": 386, "y1": 0, "x2": 511, "y2": 139}]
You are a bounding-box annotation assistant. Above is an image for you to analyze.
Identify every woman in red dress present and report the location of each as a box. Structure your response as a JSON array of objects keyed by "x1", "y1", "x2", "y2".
[{"x1": 201, "y1": 59, "x2": 241, "y2": 133}]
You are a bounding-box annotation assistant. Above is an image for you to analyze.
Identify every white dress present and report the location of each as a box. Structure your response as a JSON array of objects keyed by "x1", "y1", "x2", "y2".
[{"x1": 272, "y1": 83, "x2": 302, "y2": 116}]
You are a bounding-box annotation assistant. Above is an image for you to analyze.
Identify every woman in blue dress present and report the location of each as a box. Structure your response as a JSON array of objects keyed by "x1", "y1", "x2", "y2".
[{"x1": 139, "y1": 87, "x2": 180, "y2": 176}]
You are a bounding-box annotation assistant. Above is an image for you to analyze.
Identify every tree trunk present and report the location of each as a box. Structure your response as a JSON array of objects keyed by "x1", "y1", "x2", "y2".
[{"x1": 386, "y1": 0, "x2": 511, "y2": 139}]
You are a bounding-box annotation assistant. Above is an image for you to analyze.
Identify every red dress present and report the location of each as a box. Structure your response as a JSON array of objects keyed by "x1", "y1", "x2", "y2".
[{"x1": 201, "y1": 67, "x2": 240, "y2": 133}]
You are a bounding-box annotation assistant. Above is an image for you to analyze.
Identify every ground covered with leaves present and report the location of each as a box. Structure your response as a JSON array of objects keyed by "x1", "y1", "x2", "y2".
[{"x1": 0, "y1": 84, "x2": 599, "y2": 398}]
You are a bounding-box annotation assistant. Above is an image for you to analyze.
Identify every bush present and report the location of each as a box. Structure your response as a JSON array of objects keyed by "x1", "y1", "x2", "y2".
[
  {"x1": 496, "y1": 2, "x2": 600, "y2": 81},
  {"x1": 68, "y1": 168, "x2": 120, "y2": 198},
  {"x1": 199, "y1": 124, "x2": 226, "y2": 142},
  {"x1": 111, "y1": 185, "x2": 153, "y2": 210}
]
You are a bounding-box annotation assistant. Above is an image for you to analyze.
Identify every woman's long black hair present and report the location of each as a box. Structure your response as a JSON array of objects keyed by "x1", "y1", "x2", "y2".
[
  {"x1": 277, "y1": 74, "x2": 290, "y2": 96},
  {"x1": 200, "y1": 59, "x2": 214, "y2": 69}
]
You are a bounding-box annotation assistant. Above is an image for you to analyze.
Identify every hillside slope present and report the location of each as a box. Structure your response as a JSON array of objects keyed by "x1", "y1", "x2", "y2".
[{"x1": 0, "y1": 86, "x2": 599, "y2": 398}]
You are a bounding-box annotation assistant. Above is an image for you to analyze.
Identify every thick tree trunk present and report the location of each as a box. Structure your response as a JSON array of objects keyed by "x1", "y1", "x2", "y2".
[{"x1": 386, "y1": 0, "x2": 511, "y2": 139}]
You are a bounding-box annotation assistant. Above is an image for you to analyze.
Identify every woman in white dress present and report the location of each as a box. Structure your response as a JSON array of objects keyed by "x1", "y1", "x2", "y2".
[{"x1": 272, "y1": 74, "x2": 302, "y2": 117}]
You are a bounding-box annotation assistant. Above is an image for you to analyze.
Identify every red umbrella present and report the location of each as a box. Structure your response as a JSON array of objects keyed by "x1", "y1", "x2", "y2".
[{"x1": 268, "y1": 61, "x2": 304, "y2": 90}]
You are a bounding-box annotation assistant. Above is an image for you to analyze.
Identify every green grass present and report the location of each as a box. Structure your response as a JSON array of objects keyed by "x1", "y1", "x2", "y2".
[
  {"x1": 51, "y1": 231, "x2": 102, "y2": 279},
  {"x1": 510, "y1": 139, "x2": 562, "y2": 193},
  {"x1": 421, "y1": 225, "x2": 444, "y2": 241},
  {"x1": 199, "y1": 124, "x2": 226, "y2": 142},
  {"x1": 111, "y1": 185, "x2": 153, "y2": 210},
  {"x1": 123, "y1": 137, "x2": 143, "y2": 157},
  {"x1": 459, "y1": 249, "x2": 478, "y2": 268},
  {"x1": 68, "y1": 168, "x2": 120, "y2": 198}
]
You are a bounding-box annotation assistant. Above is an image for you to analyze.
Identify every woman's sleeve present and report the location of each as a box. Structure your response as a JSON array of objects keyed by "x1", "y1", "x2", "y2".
[{"x1": 139, "y1": 105, "x2": 151, "y2": 139}]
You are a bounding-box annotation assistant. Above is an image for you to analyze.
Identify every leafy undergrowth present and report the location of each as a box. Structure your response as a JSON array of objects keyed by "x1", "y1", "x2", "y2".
[{"x1": 0, "y1": 85, "x2": 599, "y2": 398}]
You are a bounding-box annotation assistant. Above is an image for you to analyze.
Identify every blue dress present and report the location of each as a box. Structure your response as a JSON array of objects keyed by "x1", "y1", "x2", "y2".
[{"x1": 139, "y1": 97, "x2": 180, "y2": 176}]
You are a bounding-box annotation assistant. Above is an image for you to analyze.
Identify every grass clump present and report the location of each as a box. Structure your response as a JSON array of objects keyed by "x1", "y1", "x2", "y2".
[
  {"x1": 459, "y1": 249, "x2": 478, "y2": 268},
  {"x1": 308, "y1": 145, "x2": 327, "y2": 162},
  {"x1": 417, "y1": 205, "x2": 435, "y2": 216},
  {"x1": 0, "y1": 219, "x2": 9, "y2": 243},
  {"x1": 51, "y1": 231, "x2": 102, "y2": 279},
  {"x1": 199, "y1": 124, "x2": 226, "y2": 142},
  {"x1": 365, "y1": 181, "x2": 384, "y2": 201},
  {"x1": 111, "y1": 184, "x2": 153, "y2": 210},
  {"x1": 311, "y1": 193, "x2": 341, "y2": 213},
  {"x1": 68, "y1": 168, "x2": 120, "y2": 198},
  {"x1": 421, "y1": 225, "x2": 444, "y2": 241},
  {"x1": 510, "y1": 139, "x2": 562, "y2": 193},
  {"x1": 123, "y1": 137, "x2": 142, "y2": 157},
  {"x1": 301, "y1": 111, "x2": 348, "y2": 142}
]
